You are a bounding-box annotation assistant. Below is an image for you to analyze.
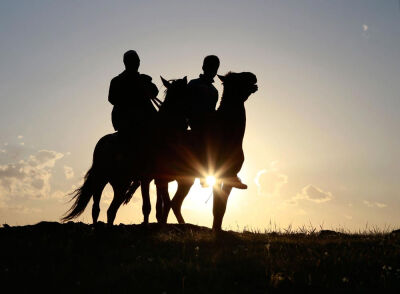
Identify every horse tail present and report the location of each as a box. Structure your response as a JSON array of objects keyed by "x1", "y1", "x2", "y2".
[
  {"x1": 61, "y1": 165, "x2": 96, "y2": 222},
  {"x1": 61, "y1": 133, "x2": 114, "y2": 222}
]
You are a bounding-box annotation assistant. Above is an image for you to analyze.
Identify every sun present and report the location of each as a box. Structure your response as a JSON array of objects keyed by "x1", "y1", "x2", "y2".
[{"x1": 206, "y1": 175, "x2": 217, "y2": 186}]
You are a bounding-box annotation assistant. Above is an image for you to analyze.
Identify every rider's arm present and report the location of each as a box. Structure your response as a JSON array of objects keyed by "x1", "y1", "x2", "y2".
[
  {"x1": 141, "y1": 74, "x2": 159, "y2": 99},
  {"x1": 147, "y1": 81, "x2": 159, "y2": 99}
]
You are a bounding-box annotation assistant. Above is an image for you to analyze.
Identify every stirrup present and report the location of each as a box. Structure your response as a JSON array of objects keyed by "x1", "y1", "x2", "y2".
[{"x1": 200, "y1": 178, "x2": 209, "y2": 188}]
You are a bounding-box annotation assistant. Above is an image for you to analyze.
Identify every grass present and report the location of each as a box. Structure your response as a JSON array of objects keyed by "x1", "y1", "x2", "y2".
[{"x1": 1, "y1": 221, "x2": 400, "y2": 293}]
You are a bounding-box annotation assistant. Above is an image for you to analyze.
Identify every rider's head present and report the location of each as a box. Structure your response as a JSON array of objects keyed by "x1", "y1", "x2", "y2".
[
  {"x1": 202, "y1": 55, "x2": 220, "y2": 80},
  {"x1": 123, "y1": 50, "x2": 140, "y2": 72}
]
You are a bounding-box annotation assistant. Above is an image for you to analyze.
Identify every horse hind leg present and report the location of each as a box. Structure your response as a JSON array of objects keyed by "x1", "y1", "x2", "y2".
[
  {"x1": 161, "y1": 183, "x2": 172, "y2": 224},
  {"x1": 92, "y1": 181, "x2": 107, "y2": 225},
  {"x1": 155, "y1": 184, "x2": 163, "y2": 223},
  {"x1": 171, "y1": 179, "x2": 194, "y2": 224}
]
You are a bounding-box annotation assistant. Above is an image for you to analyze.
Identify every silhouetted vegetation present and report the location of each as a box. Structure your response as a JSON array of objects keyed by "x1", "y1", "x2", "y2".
[{"x1": 1, "y1": 222, "x2": 400, "y2": 292}]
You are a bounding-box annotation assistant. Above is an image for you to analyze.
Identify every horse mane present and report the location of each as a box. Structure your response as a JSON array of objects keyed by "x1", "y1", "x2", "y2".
[{"x1": 218, "y1": 71, "x2": 236, "y2": 108}]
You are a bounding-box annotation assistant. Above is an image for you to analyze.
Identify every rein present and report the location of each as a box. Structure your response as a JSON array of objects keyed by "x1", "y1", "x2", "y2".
[{"x1": 151, "y1": 97, "x2": 163, "y2": 110}]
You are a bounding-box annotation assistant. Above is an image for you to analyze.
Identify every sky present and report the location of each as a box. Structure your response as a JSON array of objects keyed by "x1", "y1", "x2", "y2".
[{"x1": 1, "y1": 0, "x2": 399, "y2": 231}]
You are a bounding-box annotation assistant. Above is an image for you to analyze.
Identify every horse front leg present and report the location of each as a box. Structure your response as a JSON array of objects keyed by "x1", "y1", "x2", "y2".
[
  {"x1": 212, "y1": 183, "x2": 232, "y2": 231},
  {"x1": 171, "y1": 178, "x2": 194, "y2": 224},
  {"x1": 141, "y1": 178, "x2": 152, "y2": 224},
  {"x1": 155, "y1": 179, "x2": 169, "y2": 223}
]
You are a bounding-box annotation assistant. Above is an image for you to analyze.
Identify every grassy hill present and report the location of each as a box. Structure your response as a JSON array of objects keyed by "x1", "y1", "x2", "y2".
[{"x1": 1, "y1": 222, "x2": 400, "y2": 293}]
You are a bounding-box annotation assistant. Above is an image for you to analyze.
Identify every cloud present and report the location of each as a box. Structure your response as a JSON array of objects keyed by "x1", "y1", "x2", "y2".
[
  {"x1": 1, "y1": 204, "x2": 42, "y2": 214},
  {"x1": 63, "y1": 166, "x2": 74, "y2": 179},
  {"x1": 0, "y1": 149, "x2": 64, "y2": 199},
  {"x1": 362, "y1": 24, "x2": 370, "y2": 38},
  {"x1": 363, "y1": 200, "x2": 386, "y2": 208},
  {"x1": 375, "y1": 202, "x2": 387, "y2": 208},
  {"x1": 294, "y1": 185, "x2": 333, "y2": 204},
  {"x1": 254, "y1": 162, "x2": 287, "y2": 197}
]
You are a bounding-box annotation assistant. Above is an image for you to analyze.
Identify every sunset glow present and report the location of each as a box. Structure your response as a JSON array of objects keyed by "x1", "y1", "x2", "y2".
[{"x1": 0, "y1": 1, "x2": 399, "y2": 231}]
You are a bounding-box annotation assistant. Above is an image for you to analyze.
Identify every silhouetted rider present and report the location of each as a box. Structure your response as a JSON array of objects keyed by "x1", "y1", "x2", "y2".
[
  {"x1": 187, "y1": 56, "x2": 219, "y2": 133},
  {"x1": 187, "y1": 56, "x2": 219, "y2": 185},
  {"x1": 108, "y1": 50, "x2": 158, "y2": 138},
  {"x1": 187, "y1": 56, "x2": 246, "y2": 189}
]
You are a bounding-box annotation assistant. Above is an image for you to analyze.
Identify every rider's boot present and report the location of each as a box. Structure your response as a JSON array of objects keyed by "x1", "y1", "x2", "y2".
[{"x1": 226, "y1": 176, "x2": 247, "y2": 190}]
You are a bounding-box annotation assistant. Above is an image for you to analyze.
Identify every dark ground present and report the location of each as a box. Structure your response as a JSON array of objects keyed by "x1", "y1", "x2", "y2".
[{"x1": 1, "y1": 222, "x2": 400, "y2": 293}]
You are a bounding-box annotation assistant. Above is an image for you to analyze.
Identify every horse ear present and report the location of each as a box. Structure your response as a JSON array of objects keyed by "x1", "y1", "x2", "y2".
[
  {"x1": 183, "y1": 76, "x2": 187, "y2": 84},
  {"x1": 217, "y1": 74, "x2": 225, "y2": 82},
  {"x1": 161, "y1": 76, "x2": 170, "y2": 88}
]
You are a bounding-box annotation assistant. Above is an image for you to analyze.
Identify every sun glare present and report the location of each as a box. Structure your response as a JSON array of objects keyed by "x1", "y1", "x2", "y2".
[{"x1": 206, "y1": 176, "x2": 217, "y2": 186}]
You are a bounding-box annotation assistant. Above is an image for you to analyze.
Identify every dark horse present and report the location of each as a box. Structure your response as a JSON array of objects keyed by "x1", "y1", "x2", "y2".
[
  {"x1": 166, "y1": 72, "x2": 258, "y2": 230},
  {"x1": 61, "y1": 76, "x2": 192, "y2": 225}
]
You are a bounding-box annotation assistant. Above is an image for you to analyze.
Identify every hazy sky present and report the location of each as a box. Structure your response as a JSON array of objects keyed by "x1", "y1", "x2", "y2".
[{"x1": 1, "y1": 0, "x2": 399, "y2": 230}]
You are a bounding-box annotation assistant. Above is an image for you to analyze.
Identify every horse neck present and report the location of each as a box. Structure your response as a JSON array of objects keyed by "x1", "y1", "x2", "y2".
[
  {"x1": 158, "y1": 95, "x2": 187, "y2": 132},
  {"x1": 218, "y1": 91, "x2": 245, "y2": 113}
]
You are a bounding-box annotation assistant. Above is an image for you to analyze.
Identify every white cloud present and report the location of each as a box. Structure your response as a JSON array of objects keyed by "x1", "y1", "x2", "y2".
[
  {"x1": 362, "y1": 24, "x2": 368, "y2": 32},
  {"x1": 363, "y1": 200, "x2": 386, "y2": 208},
  {"x1": 375, "y1": 202, "x2": 387, "y2": 208},
  {"x1": 0, "y1": 149, "x2": 64, "y2": 199},
  {"x1": 363, "y1": 200, "x2": 373, "y2": 207},
  {"x1": 294, "y1": 185, "x2": 333, "y2": 204},
  {"x1": 63, "y1": 166, "x2": 74, "y2": 179},
  {"x1": 254, "y1": 162, "x2": 287, "y2": 197}
]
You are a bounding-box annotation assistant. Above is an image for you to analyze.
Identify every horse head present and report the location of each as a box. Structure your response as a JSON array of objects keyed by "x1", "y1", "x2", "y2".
[
  {"x1": 218, "y1": 72, "x2": 258, "y2": 103},
  {"x1": 159, "y1": 76, "x2": 189, "y2": 130},
  {"x1": 160, "y1": 76, "x2": 188, "y2": 107}
]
